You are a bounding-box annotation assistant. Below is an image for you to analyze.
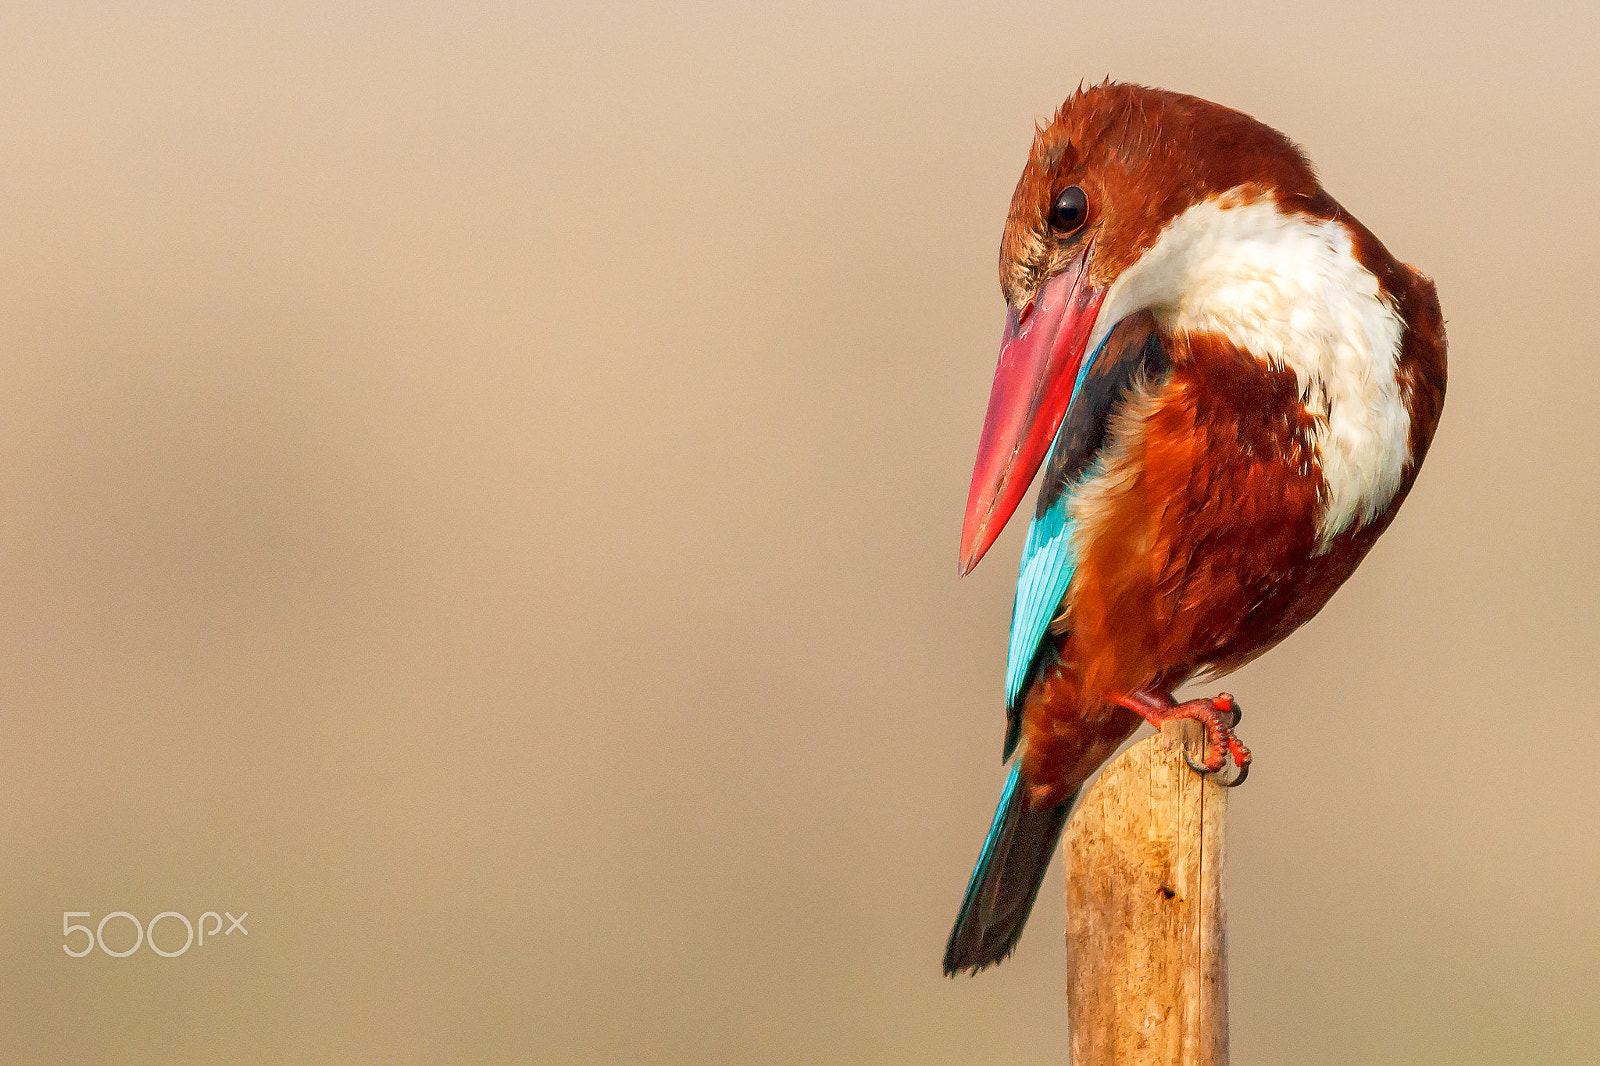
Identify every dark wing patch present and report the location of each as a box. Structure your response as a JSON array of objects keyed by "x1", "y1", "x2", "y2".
[{"x1": 1035, "y1": 312, "x2": 1169, "y2": 518}]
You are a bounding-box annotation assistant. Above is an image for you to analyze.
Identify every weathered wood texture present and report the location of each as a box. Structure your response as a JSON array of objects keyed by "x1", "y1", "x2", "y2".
[{"x1": 1065, "y1": 720, "x2": 1228, "y2": 1066}]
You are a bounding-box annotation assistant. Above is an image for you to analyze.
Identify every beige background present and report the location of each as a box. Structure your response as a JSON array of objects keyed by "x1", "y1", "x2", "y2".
[{"x1": 2, "y1": 2, "x2": 1597, "y2": 1063}]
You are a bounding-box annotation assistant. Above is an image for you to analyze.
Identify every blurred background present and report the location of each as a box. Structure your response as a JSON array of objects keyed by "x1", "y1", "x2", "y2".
[{"x1": 1, "y1": 2, "x2": 1597, "y2": 1063}]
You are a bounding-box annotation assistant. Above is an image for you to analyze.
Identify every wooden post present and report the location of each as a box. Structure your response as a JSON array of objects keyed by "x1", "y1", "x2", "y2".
[{"x1": 1065, "y1": 720, "x2": 1228, "y2": 1065}]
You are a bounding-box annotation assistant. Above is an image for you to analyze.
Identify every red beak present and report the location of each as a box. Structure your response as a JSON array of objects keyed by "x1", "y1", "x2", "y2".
[{"x1": 959, "y1": 245, "x2": 1105, "y2": 575}]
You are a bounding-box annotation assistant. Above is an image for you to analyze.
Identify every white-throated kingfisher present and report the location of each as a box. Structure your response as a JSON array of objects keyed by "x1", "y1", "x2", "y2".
[{"x1": 944, "y1": 83, "x2": 1447, "y2": 975}]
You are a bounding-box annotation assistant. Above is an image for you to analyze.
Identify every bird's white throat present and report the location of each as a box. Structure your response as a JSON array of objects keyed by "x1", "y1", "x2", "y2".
[{"x1": 1090, "y1": 188, "x2": 1411, "y2": 546}]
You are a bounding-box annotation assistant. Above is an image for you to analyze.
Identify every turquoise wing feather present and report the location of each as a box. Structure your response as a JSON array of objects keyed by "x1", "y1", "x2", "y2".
[
  {"x1": 1004, "y1": 490, "x2": 1078, "y2": 711},
  {"x1": 999, "y1": 314, "x2": 1168, "y2": 760}
]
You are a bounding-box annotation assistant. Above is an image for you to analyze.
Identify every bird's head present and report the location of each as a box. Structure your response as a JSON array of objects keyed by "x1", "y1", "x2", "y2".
[{"x1": 959, "y1": 81, "x2": 1328, "y2": 574}]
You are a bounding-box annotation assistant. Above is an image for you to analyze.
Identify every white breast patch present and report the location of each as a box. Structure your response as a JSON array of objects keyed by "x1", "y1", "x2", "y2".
[{"x1": 1088, "y1": 191, "x2": 1411, "y2": 546}]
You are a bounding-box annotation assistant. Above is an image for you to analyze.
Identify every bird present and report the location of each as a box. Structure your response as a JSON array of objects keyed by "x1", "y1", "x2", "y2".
[{"x1": 943, "y1": 82, "x2": 1446, "y2": 976}]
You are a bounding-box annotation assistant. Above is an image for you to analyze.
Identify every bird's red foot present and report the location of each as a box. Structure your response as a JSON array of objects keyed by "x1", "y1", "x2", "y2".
[{"x1": 1114, "y1": 691, "x2": 1252, "y2": 787}]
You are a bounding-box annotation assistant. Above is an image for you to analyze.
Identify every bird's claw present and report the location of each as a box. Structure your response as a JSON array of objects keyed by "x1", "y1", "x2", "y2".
[
  {"x1": 1117, "y1": 690, "x2": 1252, "y2": 787},
  {"x1": 1183, "y1": 694, "x2": 1251, "y2": 786},
  {"x1": 1183, "y1": 745, "x2": 1250, "y2": 787}
]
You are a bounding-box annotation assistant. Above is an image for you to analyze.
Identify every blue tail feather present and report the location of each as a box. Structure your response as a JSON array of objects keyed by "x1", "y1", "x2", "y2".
[{"x1": 943, "y1": 762, "x2": 1077, "y2": 975}]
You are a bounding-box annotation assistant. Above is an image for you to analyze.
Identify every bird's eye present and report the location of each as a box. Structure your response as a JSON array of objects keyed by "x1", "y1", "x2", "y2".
[{"x1": 1050, "y1": 186, "x2": 1088, "y2": 234}]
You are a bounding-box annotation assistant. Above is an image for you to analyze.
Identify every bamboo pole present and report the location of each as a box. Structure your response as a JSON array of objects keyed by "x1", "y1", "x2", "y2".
[{"x1": 1065, "y1": 719, "x2": 1228, "y2": 1065}]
